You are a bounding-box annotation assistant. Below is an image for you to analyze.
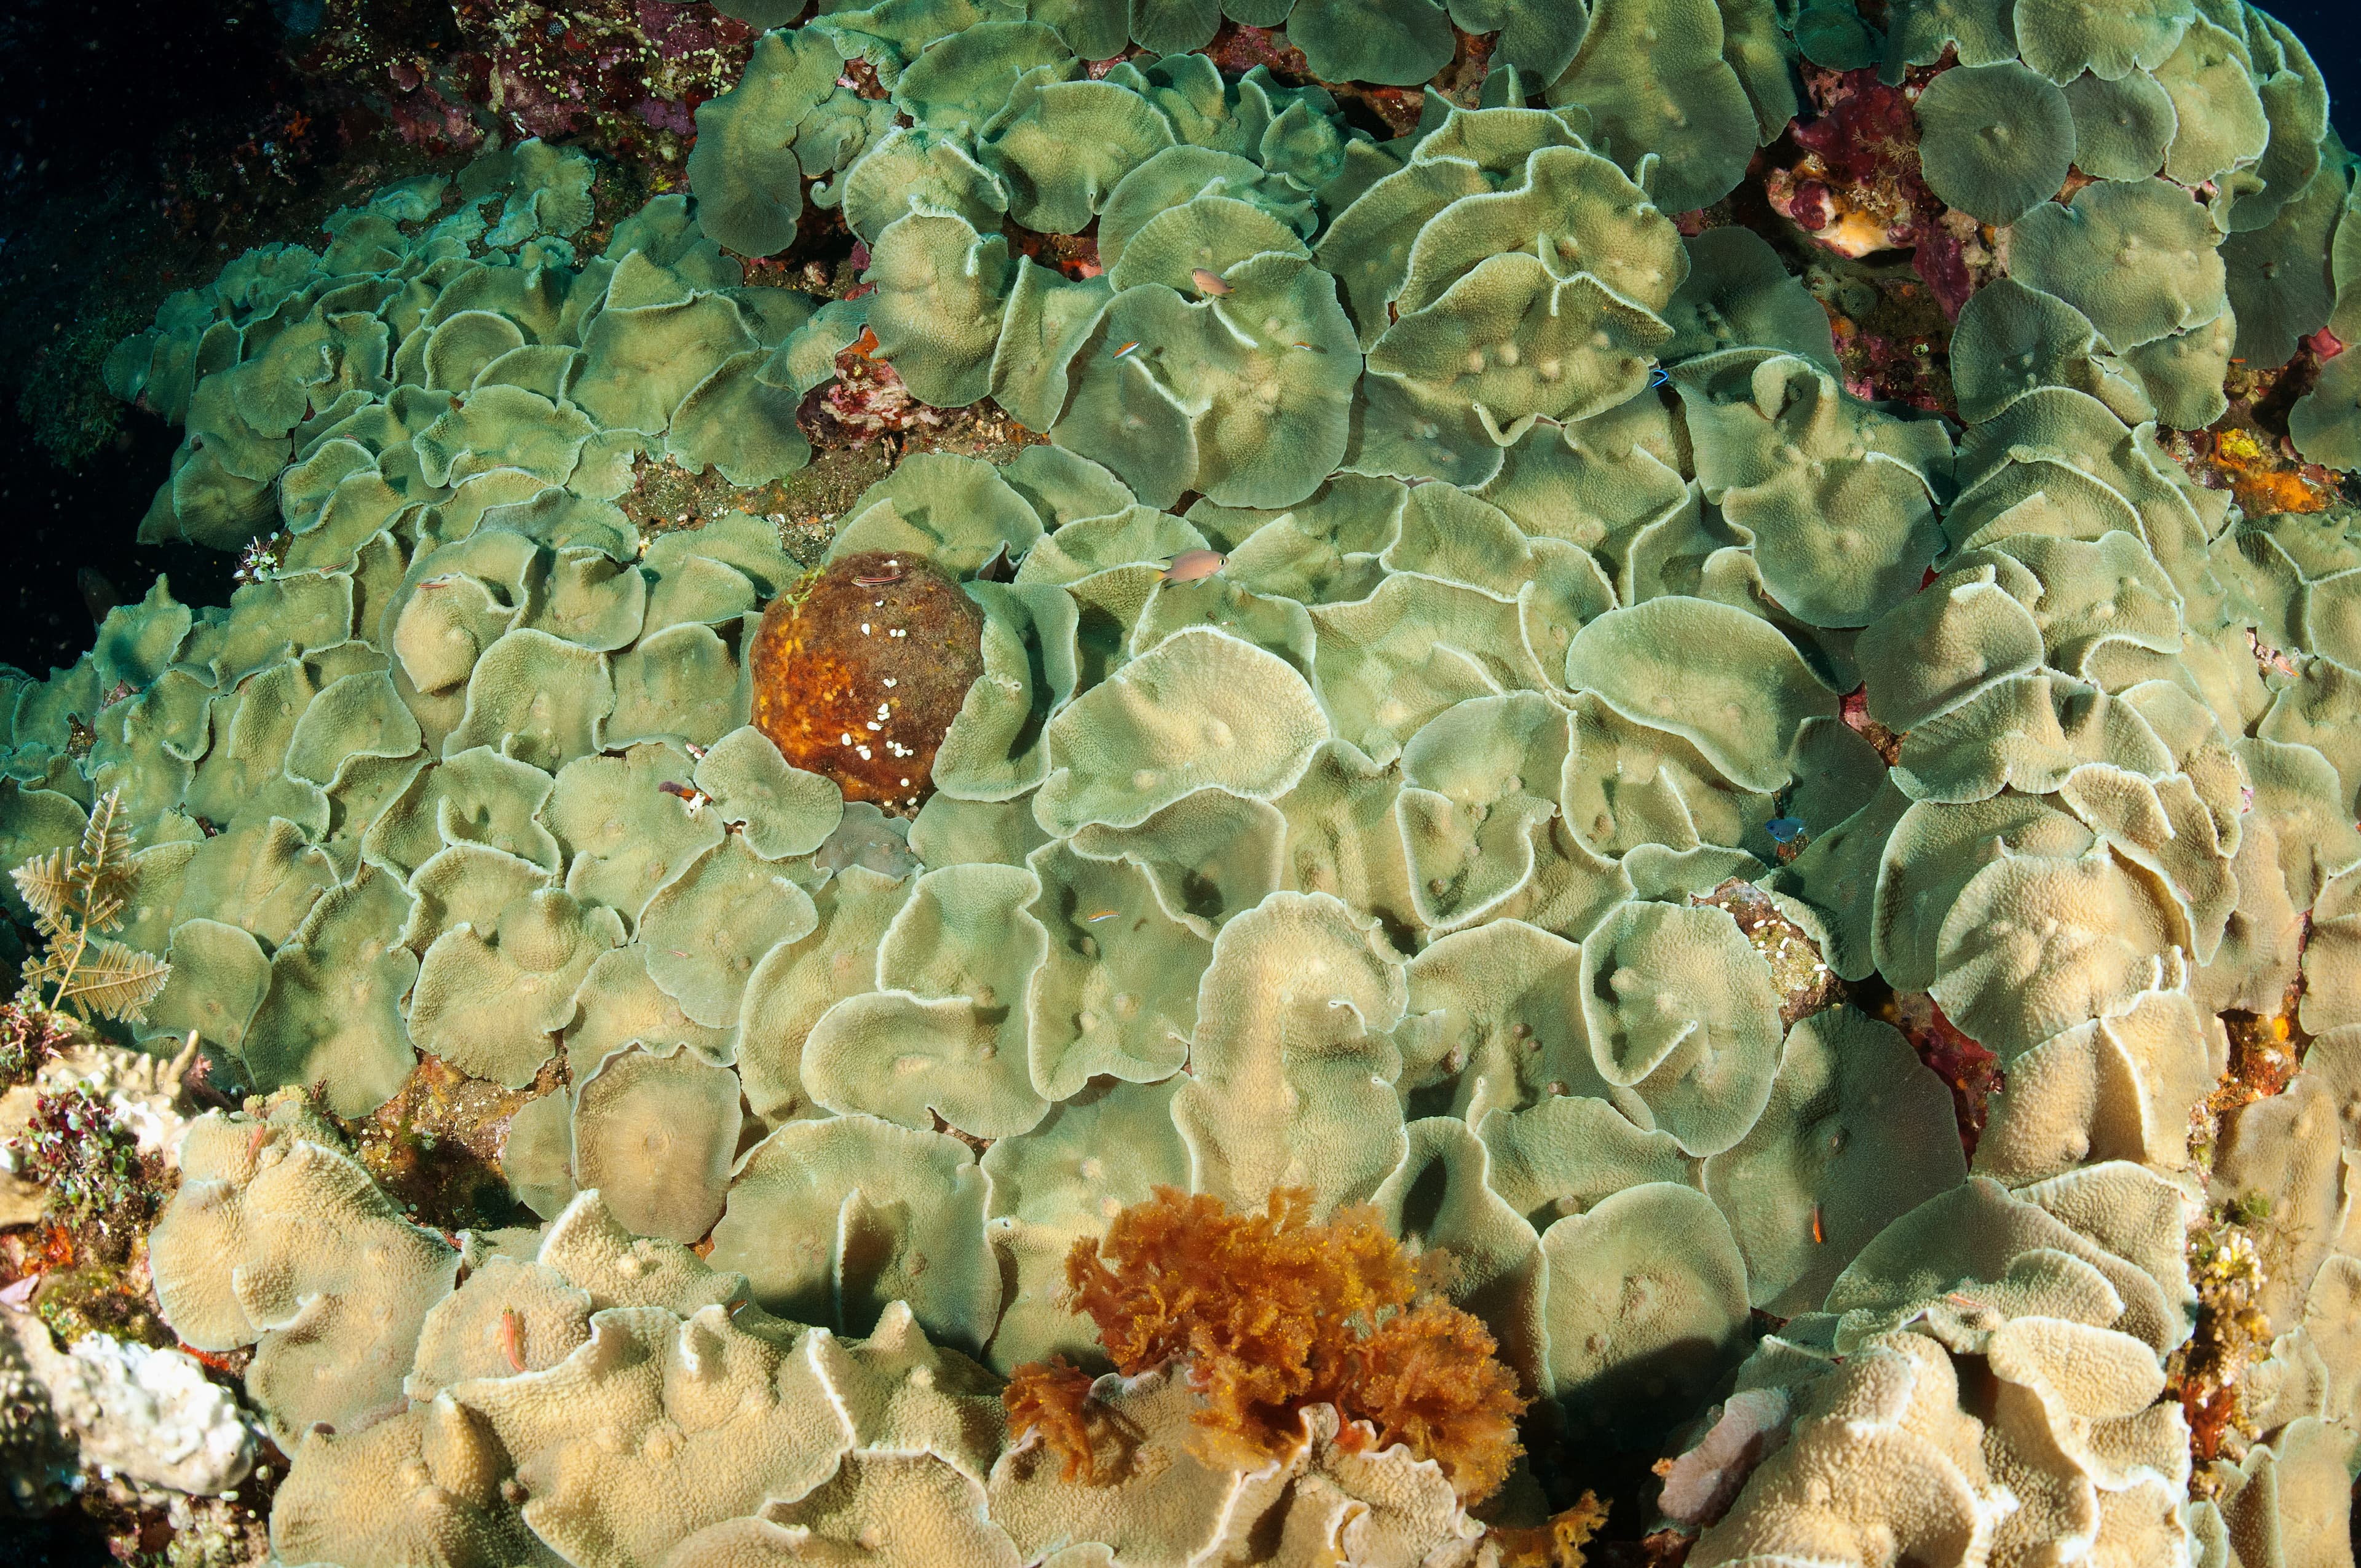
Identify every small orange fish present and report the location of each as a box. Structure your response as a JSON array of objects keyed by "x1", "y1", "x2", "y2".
[
  {"x1": 1160, "y1": 549, "x2": 1227, "y2": 584},
  {"x1": 1113, "y1": 341, "x2": 1143, "y2": 360},
  {"x1": 246, "y1": 1124, "x2": 270, "y2": 1160},
  {"x1": 1190, "y1": 267, "x2": 1231, "y2": 296},
  {"x1": 848, "y1": 325, "x2": 880, "y2": 360},
  {"x1": 498, "y1": 1308, "x2": 526, "y2": 1374},
  {"x1": 1809, "y1": 1204, "x2": 1825, "y2": 1245},
  {"x1": 1085, "y1": 909, "x2": 1118, "y2": 924},
  {"x1": 854, "y1": 572, "x2": 904, "y2": 587}
]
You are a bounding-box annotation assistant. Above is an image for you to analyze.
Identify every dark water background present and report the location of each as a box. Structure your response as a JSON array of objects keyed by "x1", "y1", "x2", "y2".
[
  {"x1": 0, "y1": 0, "x2": 290, "y2": 681},
  {"x1": 0, "y1": 1, "x2": 2353, "y2": 683}
]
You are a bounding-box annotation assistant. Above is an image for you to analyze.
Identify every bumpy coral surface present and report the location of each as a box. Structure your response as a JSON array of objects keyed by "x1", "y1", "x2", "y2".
[{"x1": 6, "y1": 0, "x2": 2360, "y2": 1561}]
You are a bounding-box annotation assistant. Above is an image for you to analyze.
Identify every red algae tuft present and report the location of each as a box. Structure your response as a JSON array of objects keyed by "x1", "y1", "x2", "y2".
[{"x1": 1008, "y1": 1184, "x2": 1529, "y2": 1503}]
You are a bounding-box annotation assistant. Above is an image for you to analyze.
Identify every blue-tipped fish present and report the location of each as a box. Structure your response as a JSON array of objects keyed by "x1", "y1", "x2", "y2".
[{"x1": 1766, "y1": 816, "x2": 1808, "y2": 844}]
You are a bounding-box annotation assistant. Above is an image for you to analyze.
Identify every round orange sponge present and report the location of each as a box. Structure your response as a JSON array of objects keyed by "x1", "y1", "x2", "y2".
[{"x1": 747, "y1": 549, "x2": 985, "y2": 811}]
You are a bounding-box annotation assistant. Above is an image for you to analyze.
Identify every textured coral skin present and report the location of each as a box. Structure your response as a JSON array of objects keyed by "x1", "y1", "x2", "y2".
[
  {"x1": 748, "y1": 550, "x2": 984, "y2": 809},
  {"x1": 1018, "y1": 1185, "x2": 1528, "y2": 1502}
]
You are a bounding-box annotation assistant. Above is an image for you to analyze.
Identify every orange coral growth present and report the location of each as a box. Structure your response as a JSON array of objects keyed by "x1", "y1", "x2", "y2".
[
  {"x1": 1004, "y1": 1355, "x2": 1103, "y2": 1481},
  {"x1": 2216, "y1": 986, "x2": 2309, "y2": 1107},
  {"x1": 1486, "y1": 1493, "x2": 1609, "y2": 1567},
  {"x1": 1033, "y1": 1184, "x2": 1529, "y2": 1502},
  {"x1": 1342, "y1": 1299, "x2": 1528, "y2": 1498},
  {"x1": 746, "y1": 550, "x2": 984, "y2": 810},
  {"x1": 1067, "y1": 1186, "x2": 1411, "y2": 1446},
  {"x1": 2171, "y1": 980, "x2": 2309, "y2": 1467},
  {"x1": 2205, "y1": 426, "x2": 2335, "y2": 517}
]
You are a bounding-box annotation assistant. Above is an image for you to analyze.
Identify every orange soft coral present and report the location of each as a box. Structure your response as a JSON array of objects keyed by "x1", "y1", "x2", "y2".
[
  {"x1": 1003, "y1": 1355, "x2": 1102, "y2": 1481},
  {"x1": 1339, "y1": 1299, "x2": 1528, "y2": 1501},
  {"x1": 1486, "y1": 1493, "x2": 1610, "y2": 1567},
  {"x1": 1009, "y1": 1184, "x2": 1529, "y2": 1502}
]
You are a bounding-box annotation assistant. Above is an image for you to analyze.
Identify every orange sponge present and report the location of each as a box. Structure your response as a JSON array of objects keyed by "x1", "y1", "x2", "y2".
[{"x1": 747, "y1": 549, "x2": 984, "y2": 811}]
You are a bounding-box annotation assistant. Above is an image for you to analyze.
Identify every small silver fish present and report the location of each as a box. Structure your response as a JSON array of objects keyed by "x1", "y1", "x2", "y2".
[
  {"x1": 1190, "y1": 267, "x2": 1231, "y2": 296},
  {"x1": 1160, "y1": 549, "x2": 1227, "y2": 584}
]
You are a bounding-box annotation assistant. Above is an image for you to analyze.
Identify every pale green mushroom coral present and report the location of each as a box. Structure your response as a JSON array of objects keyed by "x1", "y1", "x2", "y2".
[
  {"x1": 40, "y1": 2, "x2": 2361, "y2": 1561},
  {"x1": 1913, "y1": 61, "x2": 2078, "y2": 226}
]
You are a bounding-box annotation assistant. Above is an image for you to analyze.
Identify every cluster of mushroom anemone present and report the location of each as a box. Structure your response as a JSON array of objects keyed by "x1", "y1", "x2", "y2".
[{"x1": 16, "y1": 0, "x2": 2361, "y2": 1561}]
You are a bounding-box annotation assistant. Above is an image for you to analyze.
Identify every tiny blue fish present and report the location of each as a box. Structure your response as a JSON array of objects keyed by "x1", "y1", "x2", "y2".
[
  {"x1": 1648, "y1": 366, "x2": 1672, "y2": 390},
  {"x1": 1766, "y1": 816, "x2": 1808, "y2": 844}
]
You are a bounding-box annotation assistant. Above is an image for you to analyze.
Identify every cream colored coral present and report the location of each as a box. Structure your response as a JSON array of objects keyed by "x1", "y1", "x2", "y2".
[
  {"x1": 271, "y1": 1394, "x2": 534, "y2": 1568},
  {"x1": 0, "y1": 1310, "x2": 254, "y2": 1500},
  {"x1": 987, "y1": 1362, "x2": 1486, "y2": 1568},
  {"x1": 451, "y1": 1305, "x2": 852, "y2": 1568},
  {"x1": 1690, "y1": 1331, "x2": 2001, "y2": 1568},
  {"x1": 147, "y1": 1109, "x2": 459, "y2": 1445}
]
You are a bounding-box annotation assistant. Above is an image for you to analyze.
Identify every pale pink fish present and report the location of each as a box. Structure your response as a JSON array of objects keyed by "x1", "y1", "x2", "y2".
[
  {"x1": 1190, "y1": 267, "x2": 1231, "y2": 296},
  {"x1": 1160, "y1": 549, "x2": 1227, "y2": 584},
  {"x1": 0, "y1": 1274, "x2": 39, "y2": 1310}
]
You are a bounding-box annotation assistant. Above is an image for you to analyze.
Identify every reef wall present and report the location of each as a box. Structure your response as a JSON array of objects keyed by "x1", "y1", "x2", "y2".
[{"x1": 3, "y1": 0, "x2": 2360, "y2": 1562}]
